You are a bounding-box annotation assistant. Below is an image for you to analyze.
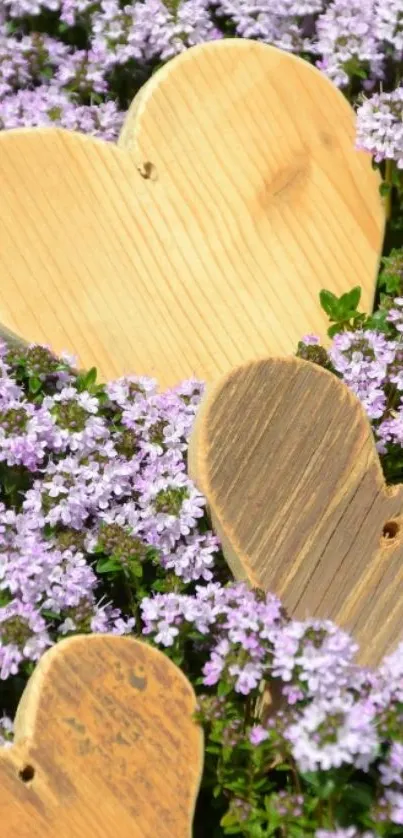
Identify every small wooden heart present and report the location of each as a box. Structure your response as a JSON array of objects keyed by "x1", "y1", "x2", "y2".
[
  {"x1": 0, "y1": 39, "x2": 383, "y2": 387},
  {"x1": 0, "y1": 635, "x2": 203, "y2": 837},
  {"x1": 188, "y1": 356, "x2": 403, "y2": 667}
]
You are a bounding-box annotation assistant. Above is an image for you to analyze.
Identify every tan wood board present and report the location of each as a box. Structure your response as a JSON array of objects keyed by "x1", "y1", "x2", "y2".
[
  {"x1": 0, "y1": 39, "x2": 384, "y2": 387},
  {"x1": 188, "y1": 356, "x2": 403, "y2": 667},
  {"x1": 0, "y1": 634, "x2": 203, "y2": 837}
]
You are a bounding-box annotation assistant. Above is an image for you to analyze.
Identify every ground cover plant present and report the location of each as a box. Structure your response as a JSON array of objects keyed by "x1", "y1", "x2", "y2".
[{"x1": 1, "y1": 1, "x2": 403, "y2": 836}]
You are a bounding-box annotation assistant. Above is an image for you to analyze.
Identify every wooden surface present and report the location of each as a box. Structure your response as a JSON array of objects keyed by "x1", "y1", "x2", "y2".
[
  {"x1": 0, "y1": 38, "x2": 384, "y2": 387},
  {"x1": 0, "y1": 635, "x2": 203, "y2": 837},
  {"x1": 0, "y1": 324, "x2": 28, "y2": 351},
  {"x1": 188, "y1": 357, "x2": 403, "y2": 667}
]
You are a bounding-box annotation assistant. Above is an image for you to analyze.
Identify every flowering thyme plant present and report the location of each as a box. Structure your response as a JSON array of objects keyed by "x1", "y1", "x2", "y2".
[
  {"x1": 1, "y1": 312, "x2": 403, "y2": 836},
  {"x1": 2, "y1": 0, "x2": 403, "y2": 834}
]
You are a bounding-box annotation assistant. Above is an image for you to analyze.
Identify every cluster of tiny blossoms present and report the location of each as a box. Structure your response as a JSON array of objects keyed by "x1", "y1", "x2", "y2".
[
  {"x1": 0, "y1": 86, "x2": 124, "y2": 140},
  {"x1": 0, "y1": 338, "x2": 219, "y2": 680},
  {"x1": 301, "y1": 304, "x2": 403, "y2": 459},
  {"x1": 329, "y1": 306, "x2": 403, "y2": 455},
  {"x1": 142, "y1": 580, "x2": 403, "y2": 827},
  {"x1": 0, "y1": 331, "x2": 402, "y2": 833},
  {"x1": 356, "y1": 87, "x2": 403, "y2": 169},
  {"x1": 0, "y1": 0, "x2": 402, "y2": 143}
]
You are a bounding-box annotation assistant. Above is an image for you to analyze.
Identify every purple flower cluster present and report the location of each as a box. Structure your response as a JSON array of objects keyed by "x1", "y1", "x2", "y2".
[
  {"x1": 375, "y1": 0, "x2": 403, "y2": 59},
  {"x1": 91, "y1": 0, "x2": 222, "y2": 66},
  {"x1": 141, "y1": 581, "x2": 283, "y2": 692},
  {"x1": 141, "y1": 577, "x2": 403, "y2": 798},
  {"x1": 356, "y1": 87, "x2": 403, "y2": 168},
  {"x1": 327, "y1": 321, "x2": 403, "y2": 453},
  {"x1": 0, "y1": 0, "x2": 402, "y2": 142},
  {"x1": 0, "y1": 340, "x2": 219, "y2": 681},
  {"x1": 0, "y1": 86, "x2": 124, "y2": 140},
  {"x1": 0, "y1": 328, "x2": 402, "y2": 833},
  {"x1": 284, "y1": 691, "x2": 379, "y2": 772},
  {"x1": 314, "y1": 0, "x2": 384, "y2": 89}
]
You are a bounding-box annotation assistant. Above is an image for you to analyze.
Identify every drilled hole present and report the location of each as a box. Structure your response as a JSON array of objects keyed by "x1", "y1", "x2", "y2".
[
  {"x1": 19, "y1": 764, "x2": 35, "y2": 783},
  {"x1": 137, "y1": 161, "x2": 156, "y2": 180},
  {"x1": 382, "y1": 520, "x2": 399, "y2": 540}
]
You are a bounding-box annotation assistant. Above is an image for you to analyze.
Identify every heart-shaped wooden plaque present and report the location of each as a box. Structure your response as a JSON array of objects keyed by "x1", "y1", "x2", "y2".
[
  {"x1": 0, "y1": 635, "x2": 203, "y2": 836},
  {"x1": 188, "y1": 356, "x2": 403, "y2": 667},
  {"x1": 0, "y1": 39, "x2": 383, "y2": 387}
]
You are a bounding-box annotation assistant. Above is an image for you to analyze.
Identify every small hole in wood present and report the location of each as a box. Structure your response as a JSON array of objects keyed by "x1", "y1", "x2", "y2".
[
  {"x1": 19, "y1": 764, "x2": 35, "y2": 783},
  {"x1": 137, "y1": 161, "x2": 157, "y2": 180},
  {"x1": 382, "y1": 520, "x2": 399, "y2": 540}
]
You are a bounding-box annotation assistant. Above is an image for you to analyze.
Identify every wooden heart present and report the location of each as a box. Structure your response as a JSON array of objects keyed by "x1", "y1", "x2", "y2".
[
  {"x1": 188, "y1": 356, "x2": 403, "y2": 667},
  {"x1": 0, "y1": 635, "x2": 203, "y2": 836},
  {"x1": 0, "y1": 39, "x2": 383, "y2": 387}
]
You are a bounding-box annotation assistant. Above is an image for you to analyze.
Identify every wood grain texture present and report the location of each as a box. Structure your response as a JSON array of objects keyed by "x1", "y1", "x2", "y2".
[
  {"x1": 0, "y1": 634, "x2": 203, "y2": 837},
  {"x1": 188, "y1": 356, "x2": 403, "y2": 667},
  {"x1": 0, "y1": 39, "x2": 384, "y2": 387}
]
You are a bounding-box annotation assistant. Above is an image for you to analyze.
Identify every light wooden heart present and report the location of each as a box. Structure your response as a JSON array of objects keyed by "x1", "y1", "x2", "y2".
[
  {"x1": 0, "y1": 39, "x2": 383, "y2": 387},
  {"x1": 0, "y1": 635, "x2": 203, "y2": 837},
  {"x1": 188, "y1": 356, "x2": 403, "y2": 667}
]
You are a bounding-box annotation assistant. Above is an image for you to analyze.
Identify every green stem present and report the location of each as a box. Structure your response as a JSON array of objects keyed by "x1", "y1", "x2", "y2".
[
  {"x1": 290, "y1": 758, "x2": 302, "y2": 796},
  {"x1": 384, "y1": 159, "x2": 394, "y2": 222},
  {"x1": 328, "y1": 797, "x2": 335, "y2": 829}
]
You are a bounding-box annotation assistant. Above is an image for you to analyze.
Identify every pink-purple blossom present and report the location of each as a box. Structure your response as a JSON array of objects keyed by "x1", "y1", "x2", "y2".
[{"x1": 356, "y1": 87, "x2": 403, "y2": 168}]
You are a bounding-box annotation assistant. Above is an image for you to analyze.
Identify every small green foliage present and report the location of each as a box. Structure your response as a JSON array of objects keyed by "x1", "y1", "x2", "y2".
[
  {"x1": 378, "y1": 248, "x2": 403, "y2": 297},
  {"x1": 76, "y1": 366, "x2": 99, "y2": 393},
  {"x1": 319, "y1": 287, "x2": 366, "y2": 337}
]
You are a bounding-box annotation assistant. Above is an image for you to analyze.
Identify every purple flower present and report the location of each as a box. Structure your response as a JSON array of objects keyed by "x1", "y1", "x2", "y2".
[
  {"x1": 0, "y1": 85, "x2": 124, "y2": 141},
  {"x1": 249, "y1": 724, "x2": 269, "y2": 745},
  {"x1": 0, "y1": 599, "x2": 51, "y2": 679},
  {"x1": 285, "y1": 692, "x2": 379, "y2": 771},
  {"x1": 314, "y1": 0, "x2": 384, "y2": 88},
  {"x1": 316, "y1": 830, "x2": 376, "y2": 838},
  {"x1": 356, "y1": 88, "x2": 403, "y2": 167}
]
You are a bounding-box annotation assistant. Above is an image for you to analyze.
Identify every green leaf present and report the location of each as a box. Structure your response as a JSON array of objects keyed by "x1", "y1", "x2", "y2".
[
  {"x1": 43, "y1": 523, "x2": 55, "y2": 539},
  {"x1": 220, "y1": 811, "x2": 241, "y2": 828},
  {"x1": 391, "y1": 165, "x2": 401, "y2": 187},
  {"x1": 217, "y1": 680, "x2": 232, "y2": 697},
  {"x1": 338, "y1": 286, "x2": 361, "y2": 313},
  {"x1": 41, "y1": 608, "x2": 60, "y2": 620},
  {"x1": 28, "y1": 376, "x2": 42, "y2": 395},
  {"x1": 129, "y1": 562, "x2": 143, "y2": 579},
  {"x1": 77, "y1": 366, "x2": 98, "y2": 392},
  {"x1": 96, "y1": 557, "x2": 122, "y2": 574},
  {"x1": 327, "y1": 323, "x2": 342, "y2": 338},
  {"x1": 222, "y1": 746, "x2": 233, "y2": 763},
  {"x1": 205, "y1": 744, "x2": 221, "y2": 755},
  {"x1": 301, "y1": 771, "x2": 322, "y2": 789},
  {"x1": 319, "y1": 289, "x2": 338, "y2": 318},
  {"x1": 365, "y1": 309, "x2": 390, "y2": 333},
  {"x1": 338, "y1": 781, "x2": 373, "y2": 814},
  {"x1": 316, "y1": 777, "x2": 336, "y2": 799},
  {"x1": 380, "y1": 181, "x2": 392, "y2": 197},
  {"x1": 0, "y1": 589, "x2": 13, "y2": 606}
]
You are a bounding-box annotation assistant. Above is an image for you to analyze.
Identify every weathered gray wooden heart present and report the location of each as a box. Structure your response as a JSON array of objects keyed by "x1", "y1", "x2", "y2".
[{"x1": 189, "y1": 356, "x2": 403, "y2": 666}]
